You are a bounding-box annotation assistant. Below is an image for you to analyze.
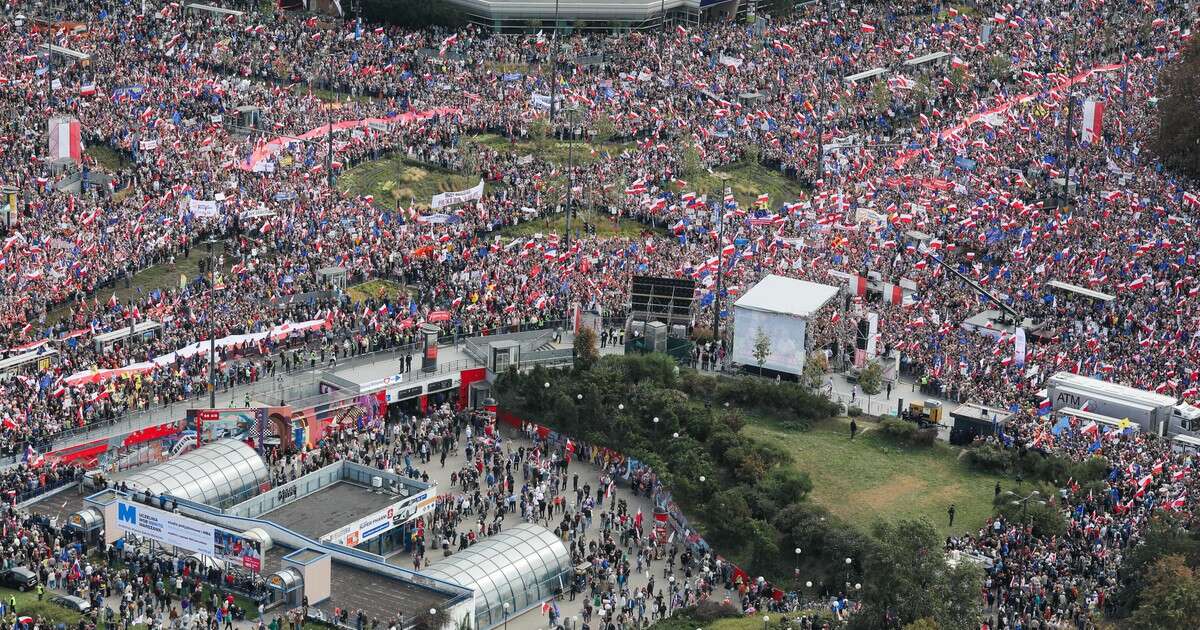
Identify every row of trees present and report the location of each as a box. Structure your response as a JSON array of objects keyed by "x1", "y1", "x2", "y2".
[{"x1": 495, "y1": 353, "x2": 991, "y2": 627}]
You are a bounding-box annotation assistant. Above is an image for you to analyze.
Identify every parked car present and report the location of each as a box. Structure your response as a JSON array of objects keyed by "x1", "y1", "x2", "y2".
[
  {"x1": 0, "y1": 567, "x2": 37, "y2": 591},
  {"x1": 48, "y1": 595, "x2": 91, "y2": 613}
]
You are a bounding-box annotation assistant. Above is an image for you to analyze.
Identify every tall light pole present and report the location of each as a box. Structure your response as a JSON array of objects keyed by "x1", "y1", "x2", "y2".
[
  {"x1": 327, "y1": 62, "x2": 335, "y2": 188},
  {"x1": 712, "y1": 175, "x2": 729, "y2": 343},
  {"x1": 1005, "y1": 490, "x2": 1044, "y2": 524},
  {"x1": 548, "y1": 0, "x2": 561, "y2": 124},
  {"x1": 816, "y1": 0, "x2": 832, "y2": 184},
  {"x1": 658, "y1": 0, "x2": 667, "y2": 74},
  {"x1": 205, "y1": 239, "x2": 219, "y2": 409},
  {"x1": 564, "y1": 106, "x2": 578, "y2": 247}
]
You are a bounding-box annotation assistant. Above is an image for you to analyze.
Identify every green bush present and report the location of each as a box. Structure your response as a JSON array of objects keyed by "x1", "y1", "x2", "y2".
[
  {"x1": 911, "y1": 427, "x2": 939, "y2": 447},
  {"x1": 965, "y1": 445, "x2": 1013, "y2": 473},
  {"x1": 847, "y1": 405, "x2": 863, "y2": 417},
  {"x1": 878, "y1": 418, "x2": 937, "y2": 447},
  {"x1": 880, "y1": 418, "x2": 915, "y2": 440},
  {"x1": 993, "y1": 483, "x2": 1067, "y2": 537},
  {"x1": 691, "y1": 599, "x2": 740, "y2": 622},
  {"x1": 494, "y1": 353, "x2": 859, "y2": 586}
]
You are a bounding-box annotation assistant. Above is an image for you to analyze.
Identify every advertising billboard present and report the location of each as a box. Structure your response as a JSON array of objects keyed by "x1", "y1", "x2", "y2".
[
  {"x1": 320, "y1": 489, "x2": 436, "y2": 548},
  {"x1": 114, "y1": 500, "x2": 263, "y2": 572}
]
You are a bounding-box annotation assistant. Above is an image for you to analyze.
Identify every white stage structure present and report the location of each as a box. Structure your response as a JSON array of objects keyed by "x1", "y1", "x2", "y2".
[{"x1": 731, "y1": 275, "x2": 839, "y2": 376}]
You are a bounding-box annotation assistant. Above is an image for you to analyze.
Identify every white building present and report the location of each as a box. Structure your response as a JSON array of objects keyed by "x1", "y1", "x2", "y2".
[{"x1": 444, "y1": 0, "x2": 762, "y2": 31}]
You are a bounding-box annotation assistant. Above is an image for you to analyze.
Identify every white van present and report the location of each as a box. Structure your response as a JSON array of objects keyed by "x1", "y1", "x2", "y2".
[{"x1": 1172, "y1": 404, "x2": 1200, "y2": 434}]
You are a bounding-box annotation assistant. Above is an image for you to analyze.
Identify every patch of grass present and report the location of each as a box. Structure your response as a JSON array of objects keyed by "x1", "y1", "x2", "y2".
[
  {"x1": 498, "y1": 208, "x2": 656, "y2": 240},
  {"x1": 483, "y1": 61, "x2": 529, "y2": 74},
  {"x1": 340, "y1": 157, "x2": 482, "y2": 209},
  {"x1": 291, "y1": 84, "x2": 374, "y2": 104},
  {"x1": 347, "y1": 279, "x2": 408, "y2": 303},
  {"x1": 744, "y1": 417, "x2": 1004, "y2": 538},
  {"x1": 85, "y1": 145, "x2": 130, "y2": 172},
  {"x1": 46, "y1": 241, "x2": 233, "y2": 324},
  {"x1": 0, "y1": 587, "x2": 85, "y2": 626},
  {"x1": 696, "y1": 160, "x2": 809, "y2": 211},
  {"x1": 468, "y1": 133, "x2": 635, "y2": 165}
]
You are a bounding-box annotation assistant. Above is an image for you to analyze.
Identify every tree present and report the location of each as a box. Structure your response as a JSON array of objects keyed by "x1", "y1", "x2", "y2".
[
  {"x1": 987, "y1": 54, "x2": 1012, "y2": 82},
  {"x1": 679, "y1": 145, "x2": 703, "y2": 180},
  {"x1": 409, "y1": 607, "x2": 451, "y2": 630},
  {"x1": 1152, "y1": 42, "x2": 1200, "y2": 179},
  {"x1": 802, "y1": 352, "x2": 828, "y2": 390},
  {"x1": 902, "y1": 620, "x2": 941, "y2": 630},
  {"x1": 752, "y1": 327, "x2": 772, "y2": 375},
  {"x1": 858, "y1": 361, "x2": 883, "y2": 412},
  {"x1": 574, "y1": 327, "x2": 600, "y2": 368},
  {"x1": 1128, "y1": 555, "x2": 1200, "y2": 630},
  {"x1": 742, "y1": 141, "x2": 762, "y2": 165},
  {"x1": 530, "y1": 117, "x2": 550, "y2": 141},
  {"x1": 948, "y1": 66, "x2": 969, "y2": 90},
  {"x1": 1113, "y1": 513, "x2": 1200, "y2": 616},
  {"x1": 851, "y1": 519, "x2": 982, "y2": 630},
  {"x1": 593, "y1": 113, "x2": 616, "y2": 143},
  {"x1": 870, "y1": 80, "x2": 891, "y2": 114}
]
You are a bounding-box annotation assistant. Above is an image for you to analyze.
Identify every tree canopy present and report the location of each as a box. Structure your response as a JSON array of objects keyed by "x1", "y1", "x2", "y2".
[
  {"x1": 1152, "y1": 42, "x2": 1200, "y2": 179},
  {"x1": 851, "y1": 519, "x2": 982, "y2": 630}
]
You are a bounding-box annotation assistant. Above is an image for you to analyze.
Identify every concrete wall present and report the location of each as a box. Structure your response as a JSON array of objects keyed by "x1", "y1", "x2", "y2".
[{"x1": 226, "y1": 462, "x2": 345, "y2": 519}]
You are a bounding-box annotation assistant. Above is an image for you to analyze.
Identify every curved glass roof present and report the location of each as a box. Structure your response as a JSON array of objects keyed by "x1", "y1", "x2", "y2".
[
  {"x1": 122, "y1": 439, "x2": 268, "y2": 507},
  {"x1": 421, "y1": 523, "x2": 570, "y2": 628}
]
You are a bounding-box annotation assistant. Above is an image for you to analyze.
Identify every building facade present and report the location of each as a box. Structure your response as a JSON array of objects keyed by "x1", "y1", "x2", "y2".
[{"x1": 444, "y1": 0, "x2": 763, "y2": 32}]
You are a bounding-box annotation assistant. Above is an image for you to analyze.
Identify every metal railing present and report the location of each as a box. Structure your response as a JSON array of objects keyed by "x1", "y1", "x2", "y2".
[{"x1": 3, "y1": 316, "x2": 627, "y2": 469}]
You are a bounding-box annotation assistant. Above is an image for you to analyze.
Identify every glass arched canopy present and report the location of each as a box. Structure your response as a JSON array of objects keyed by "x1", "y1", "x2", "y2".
[
  {"x1": 421, "y1": 523, "x2": 571, "y2": 628},
  {"x1": 122, "y1": 439, "x2": 268, "y2": 507}
]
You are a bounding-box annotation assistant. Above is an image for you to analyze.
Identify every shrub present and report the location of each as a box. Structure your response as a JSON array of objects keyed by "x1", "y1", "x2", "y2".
[
  {"x1": 965, "y1": 445, "x2": 1013, "y2": 473},
  {"x1": 912, "y1": 427, "x2": 939, "y2": 447},
  {"x1": 879, "y1": 417, "x2": 915, "y2": 439},
  {"x1": 691, "y1": 599, "x2": 740, "y2": 622},
  {"x1": 993, "y1": 483, "x2": 1066, "y2": 537},
  {"x1": 847, "y1": 405, "x2": 863, "y2": 417}
]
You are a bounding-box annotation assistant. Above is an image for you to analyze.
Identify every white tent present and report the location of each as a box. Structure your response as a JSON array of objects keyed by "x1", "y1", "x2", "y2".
[{"x1": 731, "y1": 275, "x2": 839, "y2": 375}]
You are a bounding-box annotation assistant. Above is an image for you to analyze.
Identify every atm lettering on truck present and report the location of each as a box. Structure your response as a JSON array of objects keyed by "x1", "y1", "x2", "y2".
[{"x1": 1055, "y1": 392, "x2": 1081, "y2": 408}]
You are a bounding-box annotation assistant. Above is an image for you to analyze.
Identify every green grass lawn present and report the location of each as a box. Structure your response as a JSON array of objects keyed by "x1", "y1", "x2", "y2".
[
  {"x1": 498, "y1": 208, "x2": 657, "y2": 240},
  {"x1": 744, "y1": 416, "x2": 1004, "y2": 539},
  {"x1": 46, "y1": 241, "x2": 232, "y2": 324},
  {"x1": 85, "y1": 145, "x2": 131, "y2": 173},
  {"x1": 696, "y1": 161, "x2": 809, "y2": 211},
  {"x1": 469, "y1": 133, "x2": 635, "y2": 165},
  {"x1": 347, "y1": 278, "x2": 409, "y2": 303},
  {"x1": 340, "y1": 157, "x2": 483, "y2": 209},
  {"x1": 0, "y1": 587, "x2": 88, "y2": 625}
]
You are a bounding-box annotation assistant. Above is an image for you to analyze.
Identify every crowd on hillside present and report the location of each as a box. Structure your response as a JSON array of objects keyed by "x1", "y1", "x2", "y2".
[{"x1": 0, "y1": 0, "x2": 1194, "y2": 627}]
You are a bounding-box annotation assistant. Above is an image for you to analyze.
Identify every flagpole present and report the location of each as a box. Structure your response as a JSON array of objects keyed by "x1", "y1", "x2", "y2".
[
  {"x1": 207, "y1": 239, "x2": 217, "y2": 409},
  {"x1": 712, "y1": 175, "x2": 727, "y2": 344},
  {"x1": 549, "y1": 0, "x2": 560, "y2": 124},
  {"x1": 327, "y1": 63, "x2": 335, "y2": 188},
  {"x1": 564, "y1": 107, "x2": 576, "y2": 248}
]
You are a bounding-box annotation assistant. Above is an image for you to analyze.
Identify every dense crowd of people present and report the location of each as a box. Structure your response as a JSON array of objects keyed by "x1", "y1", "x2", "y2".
[{"x1": 0, "y1": 0, "x2": 1195, "y2": 627}]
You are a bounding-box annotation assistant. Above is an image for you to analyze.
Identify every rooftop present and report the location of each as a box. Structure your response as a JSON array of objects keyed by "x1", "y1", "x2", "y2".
[{"x1": 261, "y1": 481, "x2": 400, "y2": 539}]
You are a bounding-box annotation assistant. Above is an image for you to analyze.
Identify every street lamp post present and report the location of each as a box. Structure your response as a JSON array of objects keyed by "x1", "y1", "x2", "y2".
[
  {"x1": 564, "y1": 106, "x2": 578, "y2": 248},
  {"x1": 503, "y1": 602, "x2": 510, "y2": 630},
  {"x1": 711, "y1": 174, "x2": 730, "y2": 343},
  {"x1": 549, "y1": 0, "x2": 561, "y2": 124},
  {"x1": 1006, "y1": 490, "x2": 1045, "y2": 524},
  {"x1": 793, "y1": 548, "x2": 801, "y2": 592},
  {"x1": 205, "y1": 239, "x2": 220, "y2": 409},
  {"x1": 844, "y1": 557, "x2": 852, "y2": 591}
]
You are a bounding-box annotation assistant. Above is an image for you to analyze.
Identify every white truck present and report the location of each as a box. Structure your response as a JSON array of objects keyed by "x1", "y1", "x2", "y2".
[{"x1": 1045, "y1": 372, "x2": 1200, "y2": 437}]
